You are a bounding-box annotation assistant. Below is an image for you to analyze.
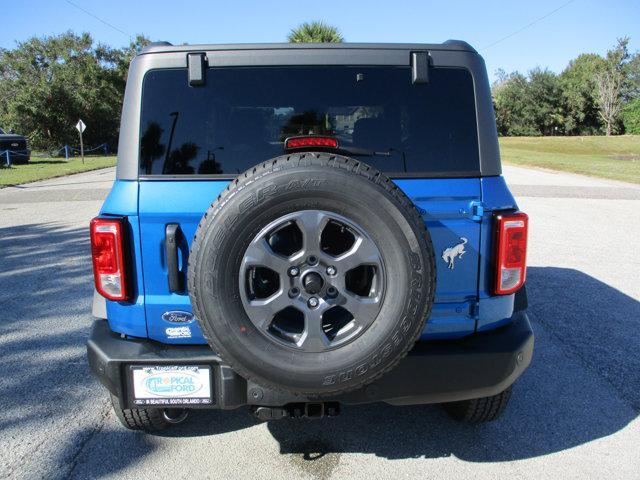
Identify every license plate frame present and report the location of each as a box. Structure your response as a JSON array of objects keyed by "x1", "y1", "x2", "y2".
[{"x1": 127, "y1": 365, "x2": 214, "y2": 407}]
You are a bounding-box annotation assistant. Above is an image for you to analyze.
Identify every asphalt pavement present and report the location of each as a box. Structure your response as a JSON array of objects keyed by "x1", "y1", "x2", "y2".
[{"x1": 0, "y1": 165, "x2": 639, "y2": 479}]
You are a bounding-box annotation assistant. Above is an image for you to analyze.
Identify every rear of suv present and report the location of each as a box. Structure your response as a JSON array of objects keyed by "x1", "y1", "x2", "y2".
[{"x1": 87, "y1": 41, "x2": 533, "y2": 431}]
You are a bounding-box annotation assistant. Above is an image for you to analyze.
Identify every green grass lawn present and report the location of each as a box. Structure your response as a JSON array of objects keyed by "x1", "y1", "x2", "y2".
[
  {"x1": 0, "y1": 155, "x2": 116, "y2": 187},
  {"x1": 499, "y1": 135, "x2": 640, "y2": 184},
  {"x1": 2, "y1": 136, "x2": 639, "y2": 187}
]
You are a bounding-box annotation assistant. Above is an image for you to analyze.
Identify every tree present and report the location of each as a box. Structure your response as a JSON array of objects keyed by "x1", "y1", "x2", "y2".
[
  {"x1": 527, "y1": 68, "x2": 565, "y2": 135},
  {"x1": 622, "y1": 49, "x2": 640, "y2": 102},
  {"x1": 492, "y1": 68, "x2": 564, "y2": 136},
  {"x1": 595, "y1": 38, "x2": 630, "y2": 136},
  {"x1": 560, "y1": 53, "x2": 605, "y2": 134},
  {"x1": 621, "y1": 98, "x2": 640, "y2": 134},
  {"x1": 288, "y1": 22, "x2": 343, "y2": 43},
  {"x1": 0, "y1": 31, "x2": 148, "y2": 150},
  {"x1": 493, "y1": 71, "x2": 534, "y2": 135}
]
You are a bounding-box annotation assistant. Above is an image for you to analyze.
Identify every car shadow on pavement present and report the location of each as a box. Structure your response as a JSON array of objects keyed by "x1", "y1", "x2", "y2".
[
  {"x1": 263, "y1": 266, "x2": 640, "y2": 461},
  {"x1": 170, "y1": 266, "x2": 639, "y2": 463}
]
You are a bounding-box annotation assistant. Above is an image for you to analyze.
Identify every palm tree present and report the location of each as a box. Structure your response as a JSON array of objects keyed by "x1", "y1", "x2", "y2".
[{"x1": 288, "y1": 22, "x2": 344, "y2": 43}]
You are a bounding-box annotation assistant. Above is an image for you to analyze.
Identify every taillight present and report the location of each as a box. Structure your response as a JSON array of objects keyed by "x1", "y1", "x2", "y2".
[
  {"x1": 285, "y1": 136, "x2": 338, "y2": 150},
  {"x1": 494, "y1": 212, "x2": 528, "y2": 295},
  {"x1": 90, "y1": 217, "x2": 129, "y2": 301}
]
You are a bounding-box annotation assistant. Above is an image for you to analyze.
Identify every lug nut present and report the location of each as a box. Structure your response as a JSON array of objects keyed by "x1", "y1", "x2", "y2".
[
  {"x1": 288, "y1": 287, "x2": 300, "y2": 298},
  {"x1": 288, "y1": 266, "x2": 300, "y2": 277},
  {"x1": 307, "y1": 255, "x2": 318, "y2": 266},
  {"x1": 326, "y1": 265, "x2": 337, "y2": 276},
  {"x1": 327, "y1": 286, "x2": 338, "y2": 298},
  {"x1": 307, "y1": 297, "x2": 319, "y2": 308}
]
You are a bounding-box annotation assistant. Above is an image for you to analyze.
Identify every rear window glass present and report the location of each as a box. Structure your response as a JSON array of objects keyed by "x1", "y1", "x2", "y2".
[{"x1": 139, "y1": 66, "x2": 479, "y2": 176}]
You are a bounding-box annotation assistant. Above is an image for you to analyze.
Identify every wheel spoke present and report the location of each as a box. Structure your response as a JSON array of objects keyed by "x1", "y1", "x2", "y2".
[
  {"x1": 244, "y1": 289, "x2": 290, "y2": 330},
  {"x1": 242, "y1": 238, "x2": 289, "y2": 276},
  {"x1": 295, "y1": 211, "x2": 329, "y2": 255},
  {"x1": 335, "y1": 236, "x2": 381, "y2": 273},
  {"x1": 342, "y1": 292, "x2": 381, "y2": 330},
  {"x1": 299, "y1": 304, "x2": 331, "y2": 352}
]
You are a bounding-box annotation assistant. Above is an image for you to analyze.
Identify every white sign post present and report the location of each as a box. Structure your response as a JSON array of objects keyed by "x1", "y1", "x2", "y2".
[{"x1": 75, "y1": 119, "x2": 86, "y2": 164}]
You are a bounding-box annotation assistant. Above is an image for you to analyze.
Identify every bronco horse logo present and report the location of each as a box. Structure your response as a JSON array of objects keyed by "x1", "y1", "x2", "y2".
[{"x1": 442, "y1": 237, "x2": 468, "y2": 269}]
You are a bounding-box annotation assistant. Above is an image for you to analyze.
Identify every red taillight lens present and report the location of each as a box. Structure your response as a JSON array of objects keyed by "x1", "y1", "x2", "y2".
[
  {"x1": 285, "y1": 136, "x2": 338, "y2": 149},
  {"x1": 90, "y1": 217, "x2": 129, "y2": 301},
  {"x1": 494, "y1": 212, "x2": 528, "y2": 295}
]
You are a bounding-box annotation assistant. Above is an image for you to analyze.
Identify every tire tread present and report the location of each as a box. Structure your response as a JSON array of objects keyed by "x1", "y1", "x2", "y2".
[
  {"x1": 442, "y1": 387, "x2": 513, "y2": 423},
  {"x1": 110, "y1": 394, "x2": 169, "y2": 431}
]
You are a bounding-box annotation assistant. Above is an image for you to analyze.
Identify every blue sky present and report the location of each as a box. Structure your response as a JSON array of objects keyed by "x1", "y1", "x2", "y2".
[{"x1": 2, "y1": 0, "x2": 638, "y2": 82}]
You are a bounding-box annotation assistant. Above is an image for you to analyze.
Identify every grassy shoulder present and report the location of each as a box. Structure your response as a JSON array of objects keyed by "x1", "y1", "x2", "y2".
[
  {"x1": 0, "y1": 155, "x2": 116, "y2": 187},
  {"x1": 499, "y1": 135, "x2": 640, "y2": 184}
]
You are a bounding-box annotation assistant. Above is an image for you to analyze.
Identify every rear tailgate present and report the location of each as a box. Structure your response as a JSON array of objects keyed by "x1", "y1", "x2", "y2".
[{"x1": 138, "y1": 177, "x2": 482, "y2": 343}]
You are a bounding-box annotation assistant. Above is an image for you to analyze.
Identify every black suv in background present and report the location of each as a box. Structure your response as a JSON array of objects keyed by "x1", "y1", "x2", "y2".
[{"x1": 0, "y1": 128, "x2": 30, "y2": 164}]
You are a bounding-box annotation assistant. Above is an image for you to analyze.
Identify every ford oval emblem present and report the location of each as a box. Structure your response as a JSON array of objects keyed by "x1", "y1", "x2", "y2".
[{"x1": 162, "y1": 311, "x2": 194, "y2": 323}]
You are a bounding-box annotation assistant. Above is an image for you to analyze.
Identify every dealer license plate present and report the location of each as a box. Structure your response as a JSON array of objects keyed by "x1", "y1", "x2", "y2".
[{"x1": 129, "y1": 365, "x2": 212, "y2": 406}]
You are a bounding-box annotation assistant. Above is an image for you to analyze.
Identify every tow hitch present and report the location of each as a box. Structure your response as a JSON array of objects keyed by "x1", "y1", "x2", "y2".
[{"x1": 251, "y1": 402, "x2": 341, "y2": 421}]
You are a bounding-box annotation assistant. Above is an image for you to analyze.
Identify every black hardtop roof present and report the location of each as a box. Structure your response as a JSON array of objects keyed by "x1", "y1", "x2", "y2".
[
  {"x1": 139, "y1": 40, "x2": 476, "y2": 55},
  {"x1": 116, "y1": 37, "x2": 501, "y2": 179}
]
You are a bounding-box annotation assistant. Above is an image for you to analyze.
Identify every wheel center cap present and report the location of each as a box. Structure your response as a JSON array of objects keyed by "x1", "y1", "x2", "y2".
[{"x1": 302, "y1": 272, "x2": 324, "y2": 294}]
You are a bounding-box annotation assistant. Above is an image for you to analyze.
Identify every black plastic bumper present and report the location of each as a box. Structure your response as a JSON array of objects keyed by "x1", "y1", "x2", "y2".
[{"x1": 87, "y1": 312, "x2": 533, "y2": 409}]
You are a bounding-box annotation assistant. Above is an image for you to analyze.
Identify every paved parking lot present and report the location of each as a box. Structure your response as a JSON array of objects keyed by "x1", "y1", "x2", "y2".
[{"x1": 1, "y1": 165, "x2": 639, "y2": 479}]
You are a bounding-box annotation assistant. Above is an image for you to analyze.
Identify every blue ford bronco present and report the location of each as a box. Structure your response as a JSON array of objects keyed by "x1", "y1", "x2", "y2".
[{"x1": 87, "y1": 41, "x2": 533, "y2": 431}]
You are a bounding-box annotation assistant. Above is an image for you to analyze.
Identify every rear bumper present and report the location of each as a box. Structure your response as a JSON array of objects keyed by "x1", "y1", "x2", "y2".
[{"x1": 87, "y1": 312, "x2": 534, "y2": 409}]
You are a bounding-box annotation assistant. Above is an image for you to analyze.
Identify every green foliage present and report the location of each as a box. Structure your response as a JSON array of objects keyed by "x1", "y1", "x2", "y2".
[
  {"x1": 0, "y1": 32, "x2": 149, "y2": 150},
  {"x1": 494, "y1": 38, "x2": 639, "y2": 136},
  {"x1": 493, "y1": 68, "x2": 564, "y2": 136},
  {"x1": 622, "y1": 99, "x2": 640, "y2": 134},
  {"x1": 560, "y1": 53, "x2": 604, "y2": 134},
  {"x1": 288, "y1": 22, "x2": 343, "y2": 43},
  {"x1": 624, "y1": 53, "x2": 640, "y2": 101}
]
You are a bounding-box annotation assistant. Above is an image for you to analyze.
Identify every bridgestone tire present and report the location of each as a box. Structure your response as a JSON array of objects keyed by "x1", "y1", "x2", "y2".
[
  {"x1": 188, "y1": 153, "x2": 436, "y2": 396},
  {"x1": 442, "y1": 386, "x2": 513, "y2": 423}
]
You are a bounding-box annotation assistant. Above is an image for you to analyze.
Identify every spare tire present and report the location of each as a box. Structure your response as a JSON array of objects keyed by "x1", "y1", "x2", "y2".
[{"x1": 188, "y1": 153, "x2": 435, "y2": 396}]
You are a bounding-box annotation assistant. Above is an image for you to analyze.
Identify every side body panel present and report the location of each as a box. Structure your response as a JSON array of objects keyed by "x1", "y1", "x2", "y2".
[
  {"x1": 99, "y1": 181, "x2": 147, "y2": 338},
  {"x1": 477, "y1": 176, "x2": 520, "y2": 331}
]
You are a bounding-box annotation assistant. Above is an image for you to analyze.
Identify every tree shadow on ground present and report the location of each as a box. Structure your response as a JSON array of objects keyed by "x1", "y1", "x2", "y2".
[{"x1": 0, "y1": 222, "x2": 108, "y2": 478}]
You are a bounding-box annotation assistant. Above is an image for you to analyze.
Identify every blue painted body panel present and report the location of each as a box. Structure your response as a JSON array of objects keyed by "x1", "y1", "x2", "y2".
[
  {"x1": 100, "y1": 175, "x2": 520, "y2": 343},
  {"x1": 476, "y1": 176, "x2": 519, "y2": 331},
  {"x1": 138, "y1": 181, "x2": 228, "y2": 343},
  {"x1": 100, "y1": 181, "x2": 148, "y2": 337},
  {"x1": 394, "y1": 178, "x2": 481, "y2": 339}
]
